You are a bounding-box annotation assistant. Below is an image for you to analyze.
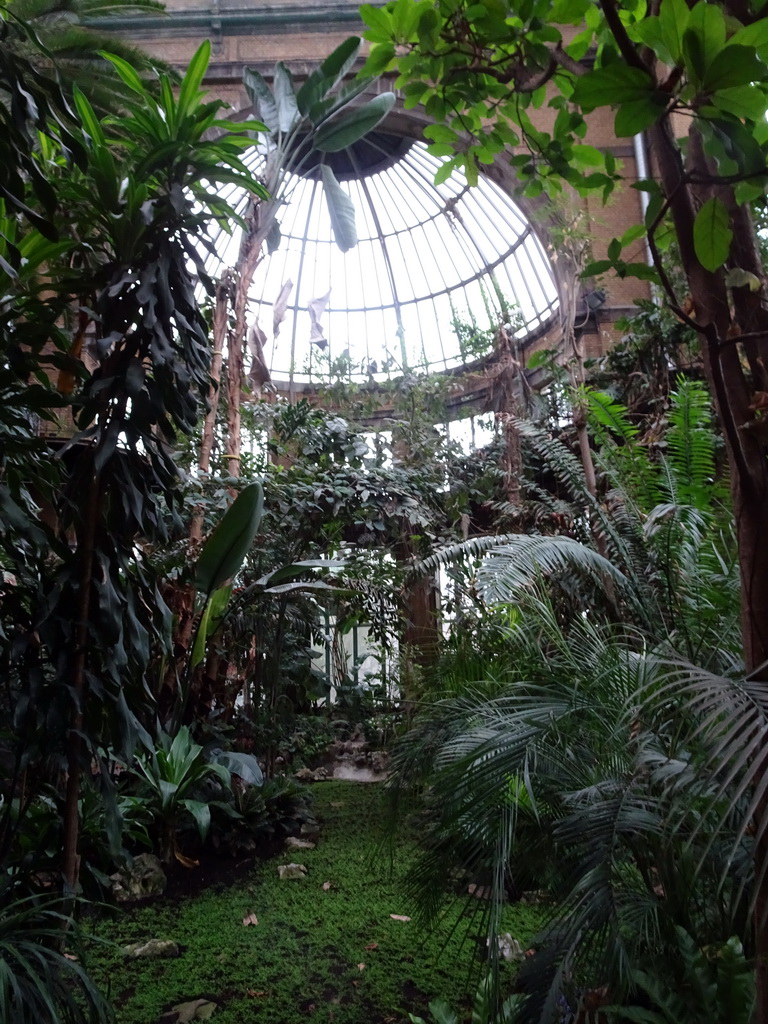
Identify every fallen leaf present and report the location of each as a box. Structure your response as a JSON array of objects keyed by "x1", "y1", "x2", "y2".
[
  {"x1": 322, "y1": 881, "x2": 332, "y2": 891},
  {"x1": 242, "y1": 912, "x2": 259, "y2": 926},
  {"x1": 364, "y1": 942, "x2": 378, "y2": 950},
  {"x1": 246, "y1": 989, "x2": 268, "y2": 998},
  {"x1": 63, "y1": 953, "x2": 78, "y2": 961},
  {"x1": 357, "y1": 963, "x2": 366, "y2": 971},
  {"x1": 389, "y1": 914, "x2": 411, "y2": 922}
]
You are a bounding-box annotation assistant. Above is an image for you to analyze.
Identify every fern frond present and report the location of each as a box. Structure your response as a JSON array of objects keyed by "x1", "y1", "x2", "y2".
[{"x1": 665, "y1": 378, "x2": 719, "y2": 512}]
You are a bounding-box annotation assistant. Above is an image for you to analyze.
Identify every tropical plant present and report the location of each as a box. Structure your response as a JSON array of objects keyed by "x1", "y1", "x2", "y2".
[
  {"x1": 199, "y1": 37, "x2": 396, "y2": 483},
  {"x1": 613, "y1": 928, "x2": 755, "y2": 1024},
  {"x1": 360, "y1": 9, "x2": 768, "y2": 1002},
  {"x1": 409, "y1": 974, "x2": 523, "y2": 1024},
  {"x1": 390, "y1": 382, "x2": 753, "y2": 1021},
  {"x1": 0, "y1": 886, "x2": 111, "y2": 1024},
  {"x1": 0, "y1": 30, "x2": 270, "y2": 893},
  {"x1": 210, "y1": 775, "x2": 313, "y2": 857},
  {"x1": 131, "y1": 725, "x2": 241, "y2": 865},
  {"x1": 2, "y1": 0, "x2": 169, "y2": 107}
]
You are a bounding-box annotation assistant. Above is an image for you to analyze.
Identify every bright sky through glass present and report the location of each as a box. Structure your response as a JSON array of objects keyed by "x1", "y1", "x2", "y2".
[{"x1": 208, "y1": 139, "x2": 559, "y2": 385}]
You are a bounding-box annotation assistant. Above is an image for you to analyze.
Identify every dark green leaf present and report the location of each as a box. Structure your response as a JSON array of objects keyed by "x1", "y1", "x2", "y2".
[
  {"x1": 614, "y1": 97, "x2": 666, "y2": 136},
  {"x1": 683, "y1": 1, "x2": 726, "y2": 83},
  {"x1": 320, "y1": 165, "x2": 357, "y2": 252},
  {"x1": 244, "y1": 69, "x2": 278, "y2": 133},
  {"x1": 702, "y1": 45, "x2": 765, "y2": 91},
  {"x1": 693, "y1": 197, "x2": 732, "y2": 271},
  {"x1": 273, "y1": 62, "x2": 299, "y2": 133},
  {"x1": 296, "y1": 37, "x2": 361, "y2": 116},
  {"x1": 194, "y1": 482, "x2": 264, "y2": 594},
  {"x1": 572, "y1": 66, "x2": 657, "y2": 112},
  {"x1": 313, "y1": 92, "x2": 396, "y2": 152},
  {"x1": 658, "y1": 0, "x2": 691, "y2": 63}
]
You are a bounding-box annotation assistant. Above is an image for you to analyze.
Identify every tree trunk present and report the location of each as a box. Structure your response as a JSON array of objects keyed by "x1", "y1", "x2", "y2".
[
  {"x1": 226, "y1": 202, "x2": 268, "y2": 481},
  {"x1": 647, "y1": 117, "x2": 768, "y2": 1017},
  {"x1": 61, "y1": 471, "x2": 101, "y2": 894}
]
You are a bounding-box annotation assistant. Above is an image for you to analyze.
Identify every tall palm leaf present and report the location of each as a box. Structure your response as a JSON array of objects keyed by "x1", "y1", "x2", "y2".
[{"x1": 4, "y1": 0, "x2": 170, "y2": 108}]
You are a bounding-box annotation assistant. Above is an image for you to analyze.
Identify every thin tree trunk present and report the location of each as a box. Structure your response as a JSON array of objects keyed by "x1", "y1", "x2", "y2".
[
  {"x1": 190, "y1": 274, "x2": 231, "y2": 543},
  {"x1": 226, "y1": 203, "x2": 268, "y2": 481},
  {"x1": 61, "y1": 471, "x2": 101, "y2": 894}
]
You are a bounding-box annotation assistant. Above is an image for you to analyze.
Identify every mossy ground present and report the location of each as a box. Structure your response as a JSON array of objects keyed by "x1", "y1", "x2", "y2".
[{"x1": 86, "y1": 781, "x2": 546, "y2": 1024}]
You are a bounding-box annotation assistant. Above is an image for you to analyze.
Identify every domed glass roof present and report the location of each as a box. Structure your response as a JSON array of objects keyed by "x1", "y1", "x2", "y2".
[{"x1": 208, "y1": 132, "x2": 559, "y2": 386}]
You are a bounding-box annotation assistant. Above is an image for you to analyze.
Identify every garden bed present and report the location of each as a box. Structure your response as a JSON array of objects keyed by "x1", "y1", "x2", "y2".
[{"x1": 87, "y1": 781, "x2": 545, "y2": 1024}]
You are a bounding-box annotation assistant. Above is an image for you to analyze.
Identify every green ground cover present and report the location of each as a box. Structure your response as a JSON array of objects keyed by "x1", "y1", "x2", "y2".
[{"x1": 87, "y1": 781, "x2": 545, "y2": 1024}]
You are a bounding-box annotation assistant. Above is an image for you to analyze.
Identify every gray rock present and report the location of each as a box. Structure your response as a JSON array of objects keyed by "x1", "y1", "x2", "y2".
[
  {"x1": 293, "y1": 766, "x2": 328, "y2": 782},
  {"x1": 285, "y1": 836, "x2": 316, "y2": 850},
  {"x1": 370, "y1": 751, "x2": 390, "y2": 774},
  {"x1": 489, "y1": 933, "x2": 525, "y2": 962},
  {"x1": 122, "y1": 938, "x2": 179, "y2": 959},
  {"x1": 172, "y1": 999, "x2": 217, "y2": 1022},
  {"x1": 111, "y1": 853, "x2": 167, "y2": 901},
  {"x1": 278, "y1": 863, "x2": 308, "y2": 880}
]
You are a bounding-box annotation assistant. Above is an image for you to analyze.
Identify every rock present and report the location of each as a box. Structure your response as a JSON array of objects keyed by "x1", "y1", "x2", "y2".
[
  {"x1": 278, "y1": 863, "x2": 308, "y2": 880},
  {"x1": 300, "y1": 822, "x2": 320, "y2": 840},
  {"x1": 370, "y1": 751, "x2": 389, "y2": 774},
  {"x1": 354, "y1": 754, "x2": 368, "y2": 767},
  {"x1": 122, "y1": 938, "x2": 179, "y2": 959},
  {"x1": 293, "y1": 767, "x2": 328, "y2": 783},
  {"x1": 492, "y1": 933, "x2": 525, "y2": 962},
  {"x1": 173, "y1": 999, "x2": 217, "y2": 1022},
  {"x1": 111, "y1": 853, "x2": 167, "y2": 901},
  {"x1": 158, "y1": 999, "x2": 218, "y2": 1023},
  {"x1": 285, "y1": 836, "x2": 316, "y2": 850}
]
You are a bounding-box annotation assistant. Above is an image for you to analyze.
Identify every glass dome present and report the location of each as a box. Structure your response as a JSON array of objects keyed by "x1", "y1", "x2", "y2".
[{"x1": 208, "y1": 132, "x2": 559, "y2": 386}]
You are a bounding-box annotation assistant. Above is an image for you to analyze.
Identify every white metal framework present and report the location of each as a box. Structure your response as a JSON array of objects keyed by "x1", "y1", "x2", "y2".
[{"x1": 208, "y1": 133, "x2": 559, "y2": 386}]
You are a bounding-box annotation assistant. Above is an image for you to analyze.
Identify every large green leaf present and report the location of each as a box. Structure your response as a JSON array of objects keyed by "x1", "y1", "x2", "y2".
[
  {"x1": 313, "y1": 92, "x2": 396, "y2": 152},
  {"x1": 658, "y1": 0, "x2": 691, "y2": 63},
  {"x1": 308, "y1": 78, "x2": 371, "y2": 128},
  {"x1": 296, "y1": 36, "x2": 361, "y2": 116},
  {"x1": 692, "y1": 197, "x2": 732, "y2": 272},
  {"x1": 244, "y1": 68, "x2": 278, "y2": 133},
  {"x1": 614, "y1": 97, "x2": 666, "y2": 136},
  {"x1": 702, "y1": 45, "x2": 765, "y2": 92},
  {"x1": 683, "y1": 1, "x2": 727, "y2": 84},
  {"x1": 273, "y1": 62, "x2": 299, "y2": 133},
  {"x1": 320, "y1": 164, "x2": 357, "y2": 251},
  {"x1": 572, "y1": 65, "x2": 656, "y2": 111},
  {"x1": 190, "y1": 584, "x2": 232, "y2": 669},
  {"x1": 177, "y1": 40, "x2": 211, "y2": 121},
  {"x1": 193, "y1": 481, "x2": 263, "y2": 594}
]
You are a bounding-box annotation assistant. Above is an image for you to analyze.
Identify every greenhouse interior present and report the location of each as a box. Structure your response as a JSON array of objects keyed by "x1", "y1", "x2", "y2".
[{"x1": 3, "y1": 0, "x2": 768, "y2": 1022}]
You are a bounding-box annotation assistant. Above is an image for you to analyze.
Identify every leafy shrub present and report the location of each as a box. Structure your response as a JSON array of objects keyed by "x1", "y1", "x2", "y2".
[
  {"x1": 0, "y1": 886, "x2": 111, "y2": 1024},
  {"x1": 211, "y1": 776, "x2": 314, "y2": 857}
]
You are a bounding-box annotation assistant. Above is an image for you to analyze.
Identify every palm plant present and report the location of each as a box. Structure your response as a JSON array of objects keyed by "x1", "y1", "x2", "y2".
[
  {"x1": 0, "y1": 886, "x2": 110, "y2": 1023},
  {"x1": 393, "y1": 381, "x2": 759, "y2": 1021},
  {"x1": 3, "y1": 0, "x2": 169, "y2": 106}
]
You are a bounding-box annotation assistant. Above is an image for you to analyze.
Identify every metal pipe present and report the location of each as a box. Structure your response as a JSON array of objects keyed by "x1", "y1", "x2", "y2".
[
  {"x1": 632, "y1": 132, "x2": 654, "y2": 269},
  {"x1": 89, "y1": 8, "x2": 363, "y2": 31}
]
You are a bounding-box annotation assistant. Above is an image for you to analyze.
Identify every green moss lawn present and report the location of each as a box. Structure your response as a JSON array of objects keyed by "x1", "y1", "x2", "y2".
[{"x1": 87, "y1": 781, "x2": 545, "y2": 1024}]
